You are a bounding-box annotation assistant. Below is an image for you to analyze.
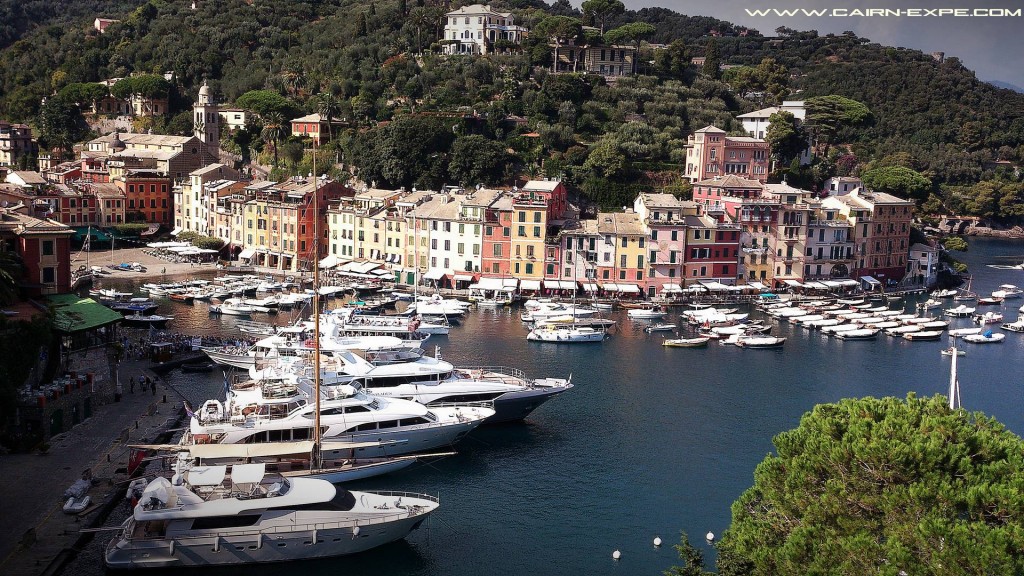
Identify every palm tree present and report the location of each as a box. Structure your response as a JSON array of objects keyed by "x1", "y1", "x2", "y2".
[
  {"x1": 0, "y1": 250, "x2": 24, "y2": 306},
  {"x1": 261, "y1": 112, "x2": 287, "y2": 168},
  {"x1": 316, "y1": 94, "x2": 340, "y2": 142}
]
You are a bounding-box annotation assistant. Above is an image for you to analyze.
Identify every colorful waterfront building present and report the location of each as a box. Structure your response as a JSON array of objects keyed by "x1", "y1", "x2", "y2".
[
  {"x1": 761, "y1": 183, "x2": 814, "y2": 289},
  {"x1": 821, "y1": 177, "x2": 915, "y2": 283},
  {"x1": 240, "y1": 177, "x2": 351, "y2": 271},
  {"x1": 692, "y1": 175, "x2": 775, "y2": 284},
  {"x1": 509, "y1": 192, "x2": 548, "y2": 285},
  {"x1": 0, "y1": 206, "x2": 74, "y2": 296},
  {"x1": 684, "y1": 126, "x2": 770, "y2": 183},
  {"x1": 633, "y1": 193, "x2": 692, "y2": 297}
]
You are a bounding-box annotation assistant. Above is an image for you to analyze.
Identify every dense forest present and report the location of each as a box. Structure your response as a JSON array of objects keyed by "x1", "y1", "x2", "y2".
[{"x1": 1, "y1": 0, "x2": 1022, "y2": 220}]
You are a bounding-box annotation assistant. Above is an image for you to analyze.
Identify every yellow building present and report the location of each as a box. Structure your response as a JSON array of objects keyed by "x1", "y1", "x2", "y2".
[{"x1": 509, "y1": 193, "x2": 547, "y2": 281}]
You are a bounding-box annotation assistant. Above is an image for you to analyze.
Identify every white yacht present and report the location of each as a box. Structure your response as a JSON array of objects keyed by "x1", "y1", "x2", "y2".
[
  {"x1": 186, "y1": 380, "x2": 493, "y2": 458},
  {"x1": 521, "y1": 300, "x2": 598, "y2": 322},
  {"x1": 329, "y1": 308, "x2": 449, "y2": 336},
  {"x1": 405, "y1": 295, "x2": 471, "y2": 316},
  {"x1": 104, "y1": 463, "x2": 438, "y2": 569},
  {"x1": 210, "y1": 298, "x2": 254, "y2": 317},
  {"x1": 526, "y1": 323, "x2": 606, "y2": 343},
  {"x1": 250, "y1": 349, "x2": 573, "y2": 423},
  {"x1": 992, "y1": 284, "x2": 1023, "y2": 299},
  {"x1": 202, "y1": 331, "x2": 409, "y2": 369}
]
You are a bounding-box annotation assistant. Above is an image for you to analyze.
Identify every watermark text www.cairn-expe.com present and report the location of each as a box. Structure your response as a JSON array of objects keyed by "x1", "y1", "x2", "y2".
[{"x1": 745, "y1": 7, "x2": 1021, "y2": 17}]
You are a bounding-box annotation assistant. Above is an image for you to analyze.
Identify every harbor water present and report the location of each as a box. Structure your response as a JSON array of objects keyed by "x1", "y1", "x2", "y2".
[{"x1": 79, "y1": 238, "x2": 1024, "y2": 575}]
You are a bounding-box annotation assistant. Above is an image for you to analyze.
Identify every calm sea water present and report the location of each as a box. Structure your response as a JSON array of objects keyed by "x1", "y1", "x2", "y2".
[{"x1": 83, "y1": 238, "x2": 1024, "y2": 575}]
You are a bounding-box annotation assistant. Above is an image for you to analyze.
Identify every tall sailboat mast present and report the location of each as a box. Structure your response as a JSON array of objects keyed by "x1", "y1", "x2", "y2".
[
  {"x1": 948, "y1": 336, "x2": 960, "y2": 410},
  {"x1": 311, "y1": 142, "x2": 322, "y2": 467}
]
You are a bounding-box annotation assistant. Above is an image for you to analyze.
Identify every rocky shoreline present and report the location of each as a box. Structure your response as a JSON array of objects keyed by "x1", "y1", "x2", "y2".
[{"x1": 963, "y1": 225, "x2": 1024, "y2": 239}]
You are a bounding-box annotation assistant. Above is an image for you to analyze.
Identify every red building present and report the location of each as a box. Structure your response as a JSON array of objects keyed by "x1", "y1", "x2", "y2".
[
  {"x1": 0, "y1": 207, "x2": 74, "y2": 296},
  {"x1": 481, "y1": 196, "x2": 513, "y2": 277},
  {"x1": 117, "y1": 169, "x2": 172, "y2": 225},
  {"x1": 521, "y1": 180, "x2": 569, "y2": 223}
]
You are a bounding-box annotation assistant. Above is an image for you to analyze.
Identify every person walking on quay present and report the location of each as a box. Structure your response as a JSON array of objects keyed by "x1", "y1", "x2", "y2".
[
  {"x1": 151, "y1": 377, "x2": 157, "y2": 396},
  {"x1": 129, "y1": 375, "x2": 135, "y2": 394}
]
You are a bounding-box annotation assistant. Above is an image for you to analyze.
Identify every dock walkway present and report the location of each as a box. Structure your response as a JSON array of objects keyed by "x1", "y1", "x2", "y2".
[{"x1": 0, "y1": 354, "x2": 185, "y2": 576}]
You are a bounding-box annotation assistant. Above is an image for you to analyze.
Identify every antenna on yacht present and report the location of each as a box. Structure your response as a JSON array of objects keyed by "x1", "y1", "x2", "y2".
[{"x1": 312, "y1": 140, "x2": 322, "y2": 468}]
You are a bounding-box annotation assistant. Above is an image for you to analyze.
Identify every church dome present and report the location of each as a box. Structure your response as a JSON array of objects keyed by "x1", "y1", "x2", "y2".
[{"x1": 110, "y1": 131, "x2": 125, "y2": 152}]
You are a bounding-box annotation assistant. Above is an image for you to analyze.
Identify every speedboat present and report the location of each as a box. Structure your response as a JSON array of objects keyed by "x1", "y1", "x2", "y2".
[
  {"x1": 735, "y1": 336, "x2": 786, "y2": 348},
  {"x1": 974, "y1": 311, "x2": 1003, "y2": 325},
  {"x1": 103, "y1": 463, "x2": 438, "y2": 569},
  {"x1": 917, "y1": 299, "x2": 942, "y2": 310},
  {"x1": 931, "y1": 288, "x2": 957, "y2": 298},
  {"x1": 944, "y1": 305, "x2": 975, "y2": 318},
  {"x1": 627, "y1": 308, "x2": 667, "y2": 320},
  {"x1": 1000, "y1": 319, "x2": 1024, "y2": 332},
  {"x1": 962, "y1": 332, "x2": 1005, "y2": 344},
  {"x1": 977, "y1": 296, "x2": 1004, "y2": 306},
  {"x1": 836, "y1": 328, "x2": 880, "y2": 340},
  {"x1": 644, "y1": 323, "x2": 677, "y2": 332},
  {"x1": 903, "y1": 331, "x2": 943, "y2": 341},
  {"x1": 122, "y1": 313, "x2": 173, "y2": 328},
  {"x1": 210, "y1": 298, "x2": 254, "y2": 317},
  {"x1": 662, "y1": 337, "x2": 710, "y2": 348},
  {"x1": 992, "y1": 284, "x2": 1022, "y2": 299}
]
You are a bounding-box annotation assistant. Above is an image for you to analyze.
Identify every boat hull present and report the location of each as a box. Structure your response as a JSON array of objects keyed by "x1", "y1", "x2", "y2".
[{"x1": 104, "y1": 504, "x2": 432, "y2": 569}]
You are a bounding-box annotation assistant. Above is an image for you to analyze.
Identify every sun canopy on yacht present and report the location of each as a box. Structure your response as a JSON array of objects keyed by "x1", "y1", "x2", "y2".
[
  {"x1": 186, "y1": 465, "x2": 227, "y2": 486},
  {"x1": 520, "y1": 279, "x2": 542, "y2": 291},
  {"x1": 230, "y1": 463, "x2": 267, "y2": 485}
]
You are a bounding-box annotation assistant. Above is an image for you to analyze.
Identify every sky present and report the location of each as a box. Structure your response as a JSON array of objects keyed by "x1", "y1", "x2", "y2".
[{"x1": 616, "y1": 0, "x2": 1024, "y2": 89}]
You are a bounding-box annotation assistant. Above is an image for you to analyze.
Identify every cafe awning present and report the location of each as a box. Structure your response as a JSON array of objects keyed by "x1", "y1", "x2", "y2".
[
  {"x1": 520, "y1": 279, "x2": 542, "y2": 291},
  {"x1": 423, "y1": 268, "x2": 450, "y2": 281},
  {"x1": 544, "y1": 280, "x2": 578, "y2": 290},
  {"x1": 580, "y1": 282, "x2": 599, "y2": 292},
  {"x1": 783, "y1": 279, "x2": 803, "y2": 288},
  {"x1": 238, "y1": 248, "x2": 256, "y2": 259}
]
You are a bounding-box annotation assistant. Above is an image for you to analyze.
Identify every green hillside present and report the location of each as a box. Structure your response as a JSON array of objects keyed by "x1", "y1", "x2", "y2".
[{"x1": 1, "y1": 0, "x2": 1021, "y2": 219}]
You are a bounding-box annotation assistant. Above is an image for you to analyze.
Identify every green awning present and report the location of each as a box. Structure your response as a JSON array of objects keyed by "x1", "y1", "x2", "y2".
[
  {"x1": 45, "y1": 294, "x2": 123, "y2": 333},
  {"x1": 71, "y1": 227, "x2": 112, "y2": 243}
]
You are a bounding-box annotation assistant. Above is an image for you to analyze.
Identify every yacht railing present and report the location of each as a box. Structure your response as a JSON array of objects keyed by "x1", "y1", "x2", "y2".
[
  {"x1": 429, "y1": 400, "x2": 495, "y2": 411},
  {"x1": 456, "y1": 365, "x2": 527, "y2": 381},
  {"x1": 124, "y1": 492, "x2": 438, "y2": 542}
]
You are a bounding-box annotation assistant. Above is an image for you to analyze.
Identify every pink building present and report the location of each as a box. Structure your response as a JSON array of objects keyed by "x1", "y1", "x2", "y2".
[
  {"x1": 633, "y1": 193, "x2": 692, "y2": 297},
  {"x1": 684, "y1": 126, "x2": 770, "y2": 183}
]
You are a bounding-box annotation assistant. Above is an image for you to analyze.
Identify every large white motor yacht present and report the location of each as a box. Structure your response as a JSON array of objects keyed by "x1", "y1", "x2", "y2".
[
  {"x1": 104, "y1": 462, "x2": 437, "y2": 569},
  {"x1": 186, "y1": 380, "x2": 493, "y2": 458},
  {"x1": 250, "y1": 349, "x2": 573, "y2": 423}
]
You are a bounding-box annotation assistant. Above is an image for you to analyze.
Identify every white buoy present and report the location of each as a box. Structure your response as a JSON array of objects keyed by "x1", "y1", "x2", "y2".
[
  {"x1": 612, "y1": 550, "x2": 621, "y2": 560},
  {"x1": 706, "y1": 531, "x2": 715, "y2": 543},
  {"x1": 653, "y1": 537, "x2": 662, "y2": 547}
]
